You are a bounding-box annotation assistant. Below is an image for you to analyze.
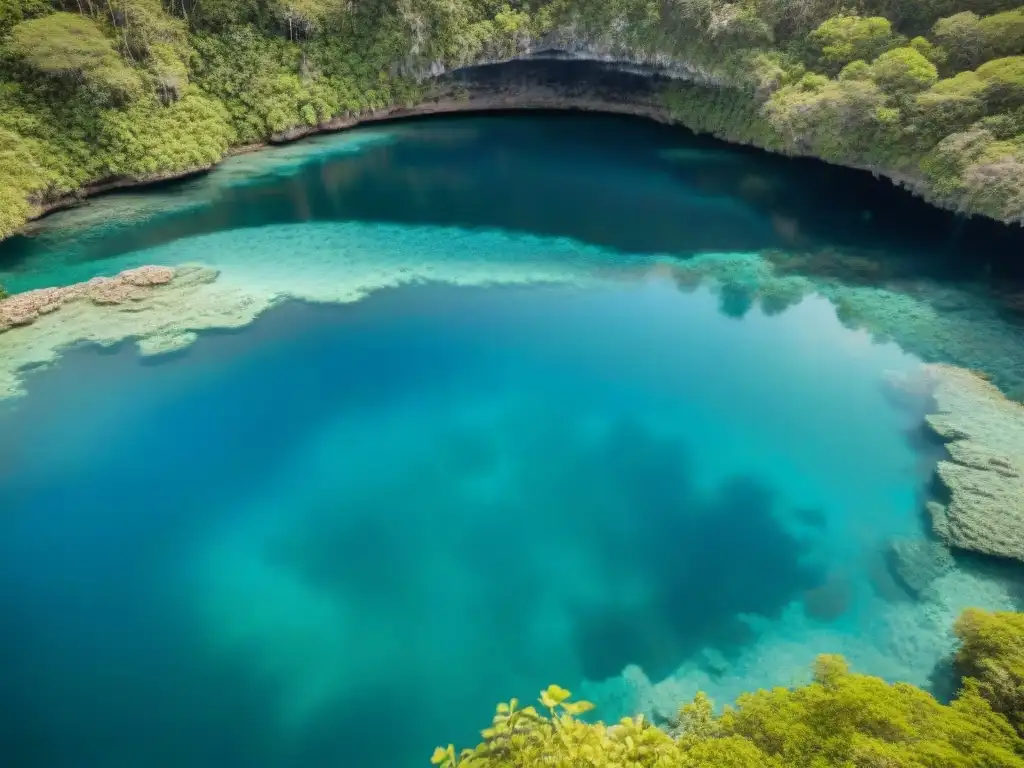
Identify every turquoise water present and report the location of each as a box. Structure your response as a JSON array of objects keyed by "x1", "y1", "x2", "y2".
[{"x1": 0, "y1": 114, "x2": 1022, "y2": 767}]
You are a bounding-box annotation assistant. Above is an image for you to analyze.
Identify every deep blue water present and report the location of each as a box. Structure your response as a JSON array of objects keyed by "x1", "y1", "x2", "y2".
[{"x1": 0, "y1": 112, "x2": 1022, "y2": 767}]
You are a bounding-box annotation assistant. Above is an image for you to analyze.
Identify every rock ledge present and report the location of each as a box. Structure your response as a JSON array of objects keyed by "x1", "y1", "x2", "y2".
[{"x1": 894, "y1": 365, "x2": 1024, "y2": 562}]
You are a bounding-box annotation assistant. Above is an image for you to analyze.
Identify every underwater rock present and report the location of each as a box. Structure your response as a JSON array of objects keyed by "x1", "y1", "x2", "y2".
[
  {"x1": 802, "y1": 570, "x2": 853, "y2": 623},
  {"x1": 887, "y1": 539, "x2": 957, "y2": 599},
  {"x1": 0, "y1": 266, "x2": 175, "y2": 330},
  {"x1": 920, "y1": 364, "x2": 1024, "y2": 563},
  {"x1": 0, "y1": 264, "x2": 273, "y2": 400}
]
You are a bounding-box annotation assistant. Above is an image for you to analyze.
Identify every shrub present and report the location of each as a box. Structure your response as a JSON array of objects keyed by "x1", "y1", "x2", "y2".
[
  {"x1": 955, "y1": 608, "x2": 1024, "y2": 734},
  {"x1": 870, "y1": 46, "x2": 939, "y2": 95},
  {"x1": 976, "y1": 55, "x2": 1024, "y2": 107},
  {"x1": 433, "y1": 618, "x2": 1024, "y2": 768},
  {"x1": 934, "y1": 11, "x2": 989, "y2": 71},
  {"x1": 978, "y1": 7, "x2": 1024, "y2": 60},
  {"x1": 808, "y1": 14, "x2": 899, "y2": 74},
  {"x1": 8, "y1": 13, "x2": 142, "y2": 100}
]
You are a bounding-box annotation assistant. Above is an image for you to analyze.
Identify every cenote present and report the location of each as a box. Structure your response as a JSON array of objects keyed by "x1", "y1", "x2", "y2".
[{"x1": 1, "y1": 110, "x2": 1024, "y2": 767}]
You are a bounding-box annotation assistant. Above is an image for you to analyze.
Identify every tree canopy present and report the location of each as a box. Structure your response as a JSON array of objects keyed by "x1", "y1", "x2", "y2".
[{"x1": 3, "y1": 0, "x2": 1024, "y2": 241}]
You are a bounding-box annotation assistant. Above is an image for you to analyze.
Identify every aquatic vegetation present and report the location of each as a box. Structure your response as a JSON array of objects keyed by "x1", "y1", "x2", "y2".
[{"x1": 434, "y1": 621, "x2": 1024, "y2": 767}]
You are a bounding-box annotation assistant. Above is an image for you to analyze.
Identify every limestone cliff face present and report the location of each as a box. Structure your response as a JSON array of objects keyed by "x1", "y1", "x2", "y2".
[{"x1": 393, "y1": 19, "x2": 725, "y2": 87}]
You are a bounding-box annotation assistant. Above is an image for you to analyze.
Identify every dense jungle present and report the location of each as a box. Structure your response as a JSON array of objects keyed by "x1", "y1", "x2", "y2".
[{"x1": 1, "y1": 0, "x2": 1024, "y2": 254}]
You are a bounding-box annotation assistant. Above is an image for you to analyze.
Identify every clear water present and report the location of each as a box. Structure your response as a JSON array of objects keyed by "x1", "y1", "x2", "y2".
[{"x1": 0, "y1": 113, "x2": 1022, "y2": 767}]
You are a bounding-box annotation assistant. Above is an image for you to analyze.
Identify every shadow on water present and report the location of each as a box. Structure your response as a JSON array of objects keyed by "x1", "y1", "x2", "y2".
[
  {"x1": 274, "y1": 414, "x2": 822, "y2": 691},
  {"x1": 567, "y1": 422, "x2": 821, "y2": 683}
]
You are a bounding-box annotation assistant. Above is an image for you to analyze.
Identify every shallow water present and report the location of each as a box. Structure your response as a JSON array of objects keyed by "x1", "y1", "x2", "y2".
[{"x1": 0, "y1": 113, "x2": 1022, "y2": 767}]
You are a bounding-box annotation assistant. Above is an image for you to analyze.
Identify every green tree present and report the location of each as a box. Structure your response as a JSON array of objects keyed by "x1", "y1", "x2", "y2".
[
  {"x1": 956, "y1": 608, "x2": 1024, "y2": 734},
  {"x1": 274, "y1": 0, "x2": 334, "y2": 41},
  {"x1": 979, "y1": 7, "x2": 1024, "y2": 60},
  {"x1": 433, "y1": 641, "x2": 1024, "y2": 767},
  {"x1": 870, "y1": 46, "x2": 940, "y2": 96},
  {"x1": 9, "y1": 12, "x2": 142, "y2": 100},
  {"x1": 934, "y1": 11, "x2": 988, "y2": 70},
  {"x1": 976, "y1": 54, "x2": 1024, "y2": 106},
  {"x1": 0, "y1": 0, "x2": 50, "y2": 36},
  {"x1": 765, "y1": 75, "x2": 894, "y2": 165},
  {"x1": 935, "y1": 8, "x2": 1024, "y2": 72},
  {"x1": 913, "y1": 70, "x2": 989, "y2": 143},
  {"x1": 807, "y1": 14, "x2": 899, "y2": 74}
]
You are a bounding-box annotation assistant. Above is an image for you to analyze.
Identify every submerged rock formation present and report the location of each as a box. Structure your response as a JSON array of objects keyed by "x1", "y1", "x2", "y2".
[
  {"x1": 892, "y1": 365, "x2": 1024, "y2": 563},
  {"x1": 0, "y1": 266, "x2": 175, "y2": 331},
  {"x1": 0, "y1": 265, "x2": 272, "y2": 400},
  {"x1": 927, "y1": 366, "x2": 1024, "y2": 563},
  {"x1": 887, "y1": 538, "x2": 957, "y2": 599}
]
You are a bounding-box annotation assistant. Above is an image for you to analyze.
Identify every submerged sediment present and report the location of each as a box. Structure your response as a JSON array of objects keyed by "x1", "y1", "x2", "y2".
[{"x1": 0, "y1": 230, "x2": 608, "y2": 400}]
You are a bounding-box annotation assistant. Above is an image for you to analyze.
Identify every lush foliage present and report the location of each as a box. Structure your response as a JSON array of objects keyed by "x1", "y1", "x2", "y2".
[
  {"x1": 956, "y1": 608, "x2": 1024, "y2": 736},
  {"x1": 434, "y1": 611, "x2": 1024, "y2": 767},
  {"x1": 2, "y1": 0, "x2": 1024, "y2": 239},
  {"x1": 647, "y1": 0, "x2": 1024, "y2": 222}
]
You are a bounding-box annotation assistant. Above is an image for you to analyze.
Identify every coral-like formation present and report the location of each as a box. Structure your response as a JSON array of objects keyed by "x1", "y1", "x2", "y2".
[
  {"x1": 904, "y1": 365, "x2": 1024, "y2": 563},
  {"x1": 0, "y1": 266, "x2": 175, "y2": 330},
  {"x1": 0, "y1": 264, "x2": 273, "y2": 400}
]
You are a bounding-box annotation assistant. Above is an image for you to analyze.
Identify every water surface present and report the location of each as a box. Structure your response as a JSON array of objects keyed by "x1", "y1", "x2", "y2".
[{"x1": 0, "y1": 113, "x2": 1022, "y2": 768}]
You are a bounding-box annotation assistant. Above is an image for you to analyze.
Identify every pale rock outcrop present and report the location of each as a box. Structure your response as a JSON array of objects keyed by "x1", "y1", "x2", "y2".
[
  {"x1": 0, "y1": 265, "x2": 273, "y2": 399},
  {"x1": 892, "y1": 365, "x2": 1024, "y2": 563},
  {"x1": 0, "y1": 266, "x2": 175, "y2": 330}
]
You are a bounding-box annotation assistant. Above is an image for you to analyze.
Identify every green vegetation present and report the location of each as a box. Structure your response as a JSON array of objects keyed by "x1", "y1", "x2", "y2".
[
  {"x1": 433, "y1": 609, "x2": 1024, "y2": 767},
  {"x1": 2, "y1": 0, "x2": 1024, "y2": 241},
  {"x1": 956, "y1": 608, "x2": 1024, "y2": 736}
]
